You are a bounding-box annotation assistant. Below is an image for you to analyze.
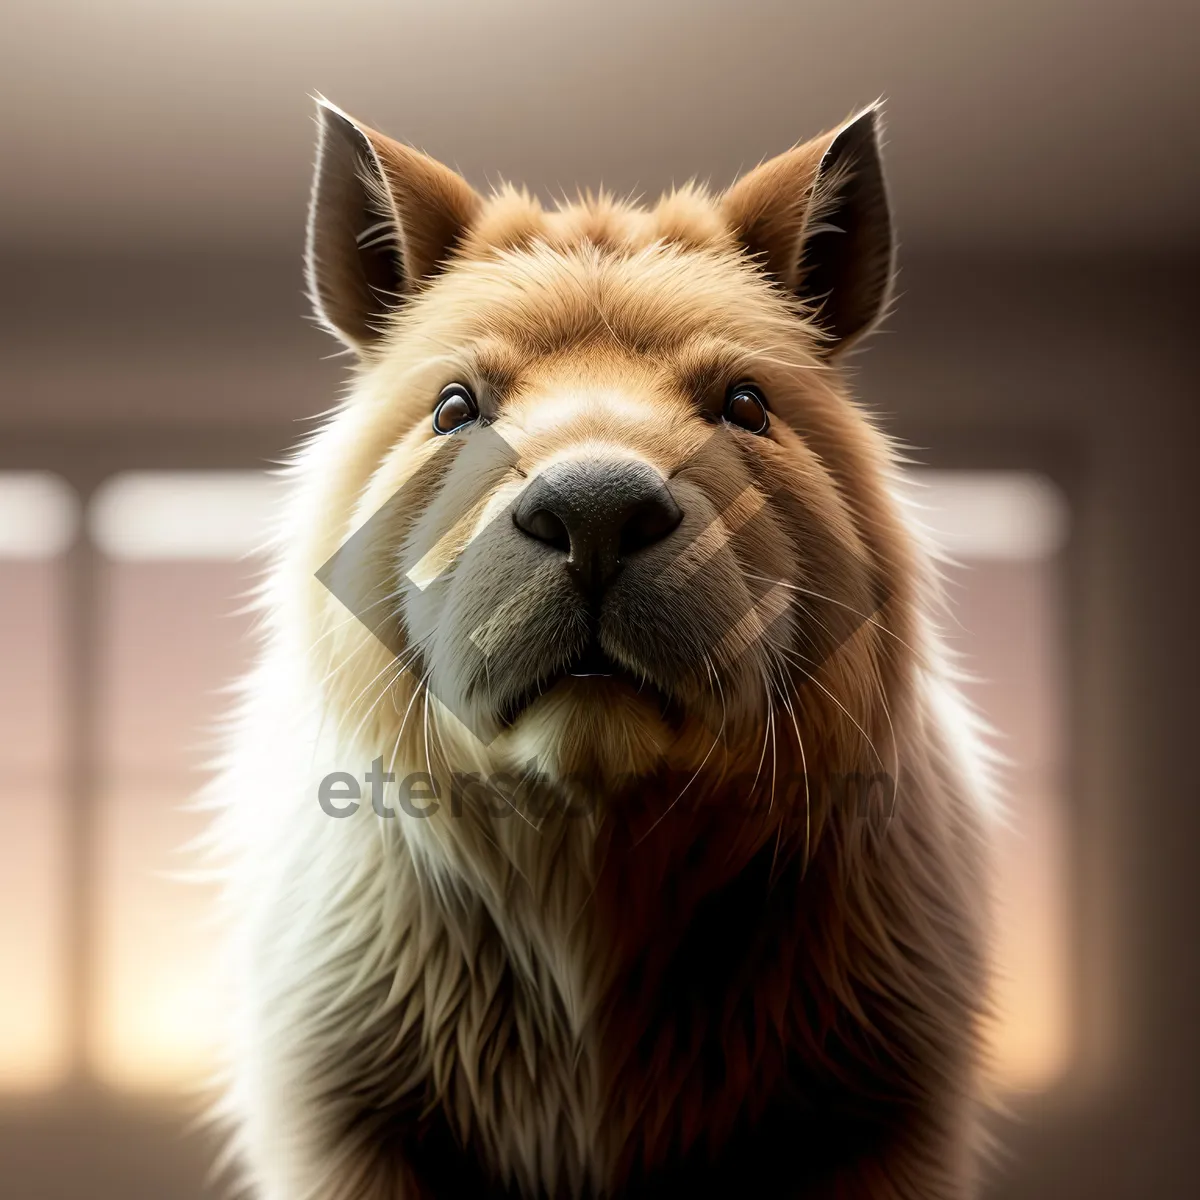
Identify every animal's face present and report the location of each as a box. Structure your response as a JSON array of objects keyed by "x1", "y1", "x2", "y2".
[{"x1": 301, "y1": 99, "x2": 914, "y2": 830}]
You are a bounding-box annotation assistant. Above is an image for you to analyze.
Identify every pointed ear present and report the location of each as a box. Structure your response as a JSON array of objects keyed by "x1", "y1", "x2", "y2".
[
  {"x1": 722, "y1": 105, "x2": 894, "y2": 354},
  {"x1": 305, "y1": 99, "x2": 482, "y2": 354}
]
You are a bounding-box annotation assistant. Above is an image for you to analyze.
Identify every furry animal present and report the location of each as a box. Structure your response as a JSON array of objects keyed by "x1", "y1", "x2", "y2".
[{"x1": 210, "y1": 98, "x2": 994, "y2": 1199}]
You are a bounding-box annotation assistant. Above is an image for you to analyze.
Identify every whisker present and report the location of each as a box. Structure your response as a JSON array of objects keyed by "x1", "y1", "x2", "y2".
[
  {"x1": 743, "y1": 572, "x2": 916, "y2": 658},
  {"x1": 312, "y1": 586, "x2": 410, "y2": 654},
  {"x1": 346, "y1": 658, "x2": 411, "y2": 748},
  {"x1": 333, "y1": 649, "x2": 418, "y2": 748},
  {"x1": 775, "y1": 643, "x2": 886, "y2": 773},
  {"x1": 765, "y1": 648, "x2": 812, "y2": 877}
]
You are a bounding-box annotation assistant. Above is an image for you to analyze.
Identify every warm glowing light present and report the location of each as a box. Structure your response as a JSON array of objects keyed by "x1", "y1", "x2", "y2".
[
  {"x1": 989, "y1": 785, "x2": 1073, "y2": 1090},
  {"x1": 0, "y1": 545, "x2": 70, "y2": 1091},
  {"x1": 941, "y1": 537, "x2": 1072, "y2": 1092},
  {"x1": 90, "y1": 555, "x2": 259, "y2": 1092},
  {"x1": 90, "y1": 783, "x2": 225, "y2": 1090},
  {"x1": 0, "y1": 787, "x2": 68, "y2": 1090}
]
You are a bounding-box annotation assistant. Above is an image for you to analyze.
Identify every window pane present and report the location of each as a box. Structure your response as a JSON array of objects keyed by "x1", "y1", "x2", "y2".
[
  {"x1": 913, "y1": 471, "x2": 1072, "y2": 1092},
  {"x1": 0, "y1": 473, "x2": 75, "y2": 1091},
  {"x1": 0, "y1": 782, "x2": 68, "y2": 1088},
  {"x1": 92, "y1": 779, "x2": 224, "y2": 1089},
  {"x1": 89, "y1": 472, "x2": 274, "y2": 1090}
]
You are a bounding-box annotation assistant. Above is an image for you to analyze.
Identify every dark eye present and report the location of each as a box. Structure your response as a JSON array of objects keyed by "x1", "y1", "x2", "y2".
[
  {"x1": 723, "y1": 382, "x2": 770, "y2": 434},
  {"x1": 432, "y1": 383, "x2": 479, "y2": 435}
]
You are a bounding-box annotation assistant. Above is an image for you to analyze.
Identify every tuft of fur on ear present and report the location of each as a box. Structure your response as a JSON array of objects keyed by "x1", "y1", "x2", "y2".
[
  {"x1": 722, "y1": 105, "x2": 894, "y2": 354},
  {"x1": 306, "y1": 98, "x2": 483, "y2": 353}
]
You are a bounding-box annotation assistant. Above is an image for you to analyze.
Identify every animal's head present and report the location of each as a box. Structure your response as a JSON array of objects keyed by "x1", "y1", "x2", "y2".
[{"x1": 295, "y1": 98, "x2": 921, "y2": 870}]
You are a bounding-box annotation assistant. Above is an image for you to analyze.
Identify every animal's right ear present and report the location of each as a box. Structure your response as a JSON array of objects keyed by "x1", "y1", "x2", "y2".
[{"x1": 306, "y1": 99, "x2": 482, "y2": 354}]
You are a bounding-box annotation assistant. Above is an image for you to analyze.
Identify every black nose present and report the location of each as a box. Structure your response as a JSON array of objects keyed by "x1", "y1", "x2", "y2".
[{"x1": 512, "y1": 459, "x2": 683, "y2": 594}]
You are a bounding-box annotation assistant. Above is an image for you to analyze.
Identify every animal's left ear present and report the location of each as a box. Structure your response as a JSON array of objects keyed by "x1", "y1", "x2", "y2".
[{"x1": 722, "y1": 105, "x2": 894, "y2": 354}]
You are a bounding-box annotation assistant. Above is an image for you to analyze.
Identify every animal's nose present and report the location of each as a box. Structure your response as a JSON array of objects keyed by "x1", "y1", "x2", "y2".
[{"x1": 512, "y1": 459, "x2": 683, "y2": 595}]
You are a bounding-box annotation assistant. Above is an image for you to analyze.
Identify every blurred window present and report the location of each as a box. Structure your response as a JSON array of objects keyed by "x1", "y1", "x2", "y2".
[
  {"x1": 909, "y1": 470, "x2": 1072, "y2": 1091},
  {"x1": 88, "y1": 471, "x2": 280, "y2": 562},
  {"x1": 0, "y1": 473, "x2": 77, "y2": 1090},
  {"x1": 87, "y1": 471, "x2": 278, "y2": 1089}
]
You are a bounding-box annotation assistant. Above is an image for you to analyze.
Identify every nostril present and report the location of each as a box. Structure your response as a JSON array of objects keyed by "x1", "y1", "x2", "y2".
[
  {"x1": 619, "y1": 492, "x2": 683, "y2": 557},
  {"x1": 514, "y1": 505, "x2": 571, "y2": 553}
]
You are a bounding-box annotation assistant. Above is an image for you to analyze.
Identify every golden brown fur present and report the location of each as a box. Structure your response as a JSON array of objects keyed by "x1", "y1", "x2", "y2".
[{"x1": 209, "y1": 100, "x2": 993, "y2": 1199}]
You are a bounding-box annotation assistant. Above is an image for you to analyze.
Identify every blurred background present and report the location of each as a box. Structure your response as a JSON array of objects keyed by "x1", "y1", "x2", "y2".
[{"x1": 0, "y1": 1, "x2": 1196, "y2": 1196}]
